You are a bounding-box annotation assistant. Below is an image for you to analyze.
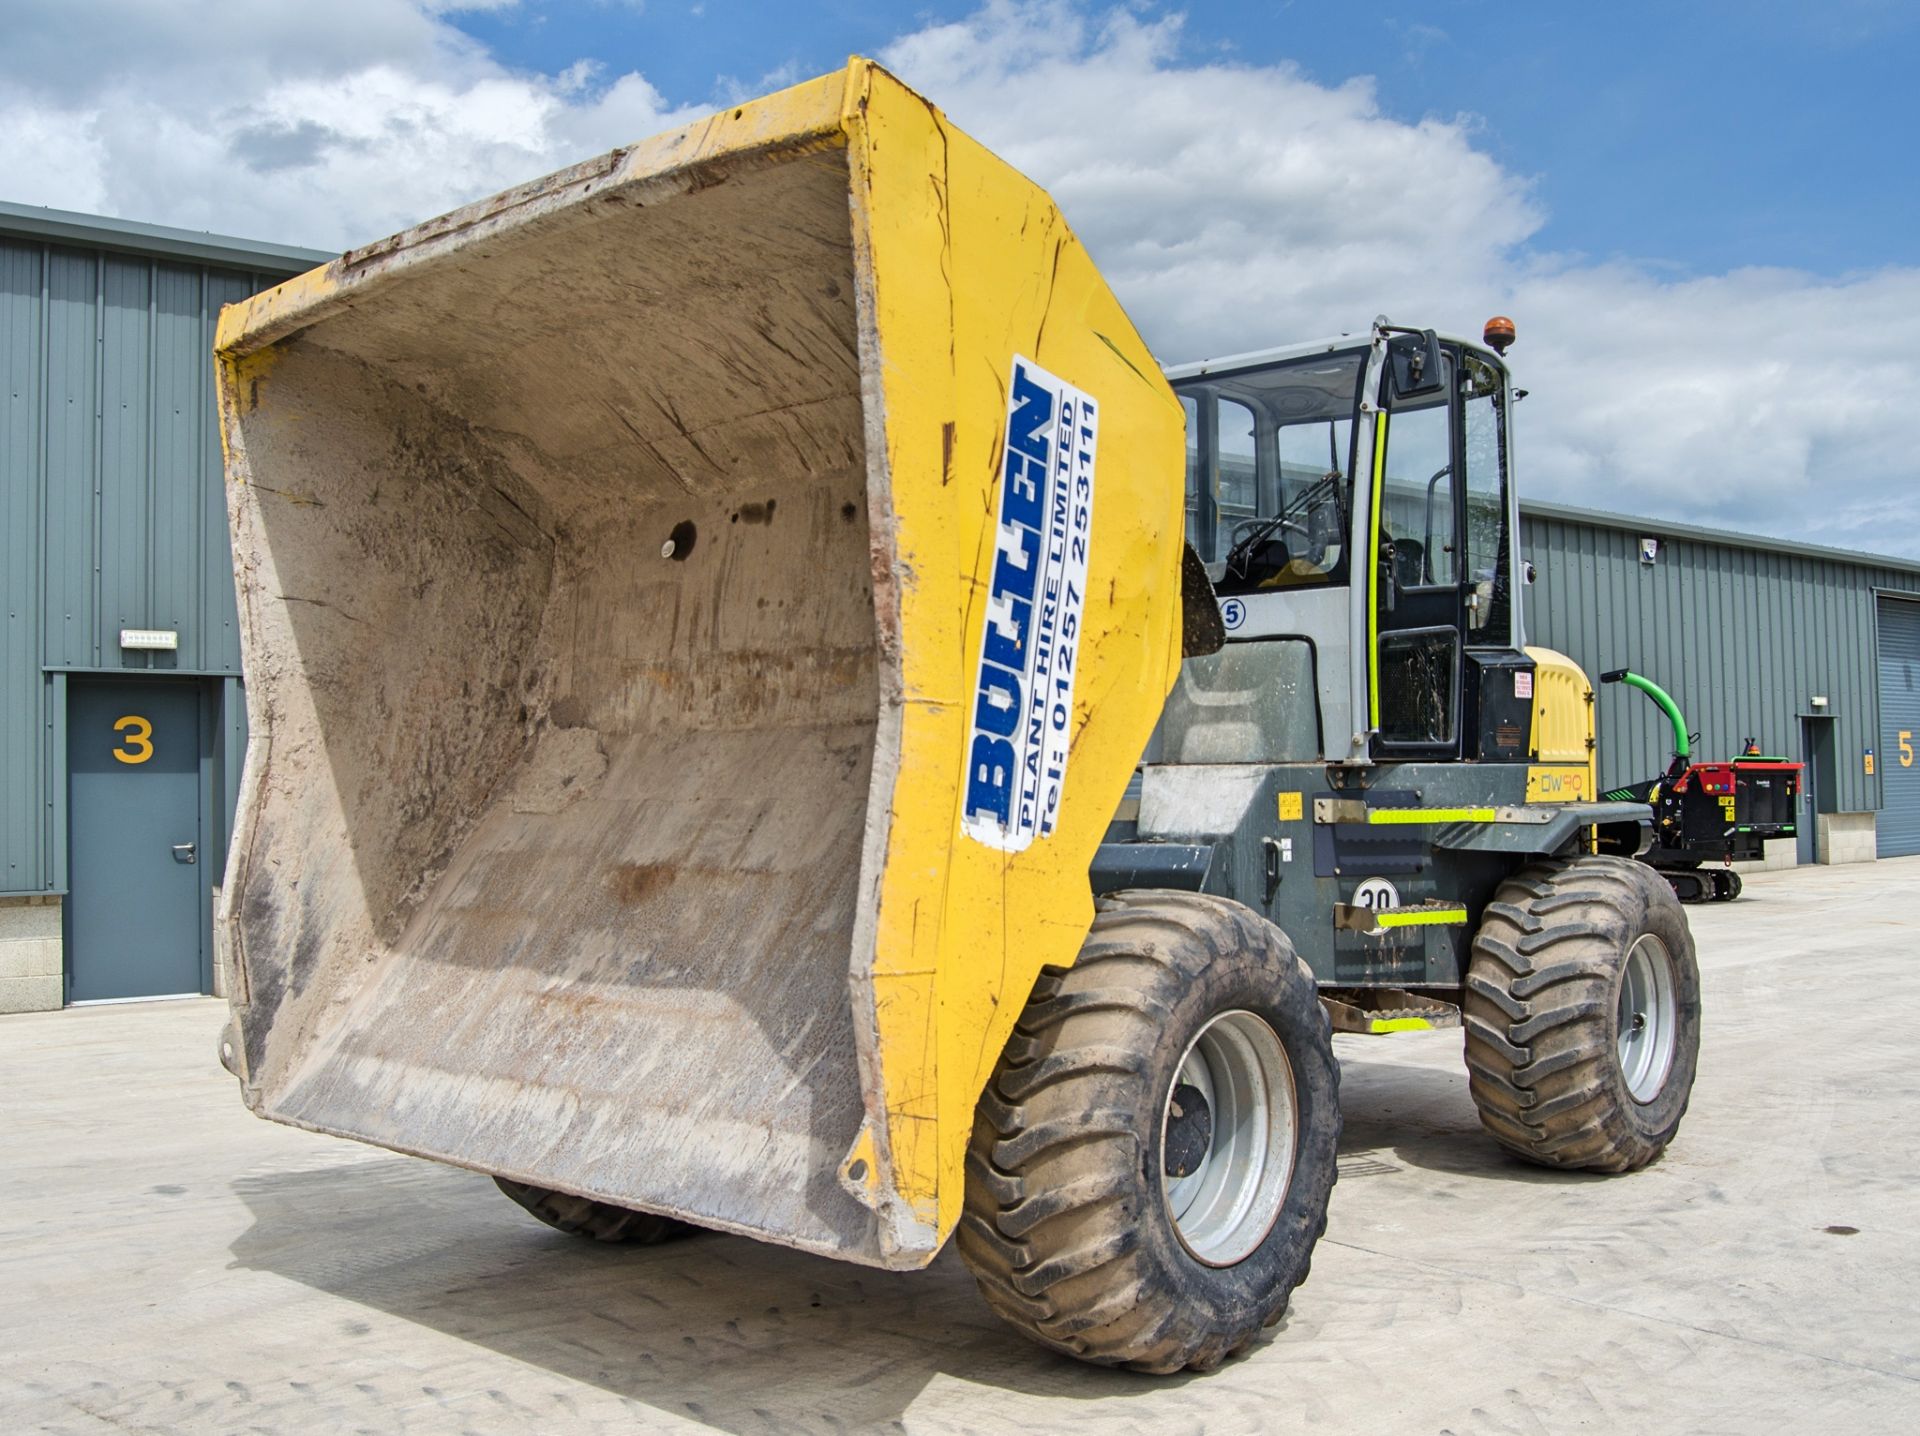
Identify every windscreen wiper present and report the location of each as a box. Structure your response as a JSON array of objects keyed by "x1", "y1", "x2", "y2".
[
  {"x1": 1221, "y1": 470, "x2": 1342, "y2": 578},
  {"x1": 1223, "y1": 512, "x2": 1290, "y2": 578}
]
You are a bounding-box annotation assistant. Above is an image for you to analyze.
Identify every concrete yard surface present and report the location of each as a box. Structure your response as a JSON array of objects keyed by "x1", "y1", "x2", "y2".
[{"x1": 3, "y1": 859, "x2": 1916, "y2": 1435}]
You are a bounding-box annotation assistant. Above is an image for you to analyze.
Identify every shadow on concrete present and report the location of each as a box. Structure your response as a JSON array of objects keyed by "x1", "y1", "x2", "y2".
[
  {"x1": 229, "y1": 1157, "x2": 1189, "y2": 1433},
  {"x1": 1334, "y1": 1043, "x2": 1608, "y2": 1188},
  {"x1": 226, "y1": 1051, "x2": 1609, "y2": 1431}
]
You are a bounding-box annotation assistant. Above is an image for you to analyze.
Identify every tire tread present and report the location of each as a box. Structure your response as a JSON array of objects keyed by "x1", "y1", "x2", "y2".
[
  {"x1": 1463, "y1": 856, "x2": 1699, "y2": 1174},
  {"x1": 958, "y1": 890, "x2": 1337, "y2": 1372}
]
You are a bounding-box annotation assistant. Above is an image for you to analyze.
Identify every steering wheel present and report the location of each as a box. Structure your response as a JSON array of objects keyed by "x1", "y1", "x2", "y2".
[{"x1": 1228, "y1": 515, "x2": 1311, "y2": 549}]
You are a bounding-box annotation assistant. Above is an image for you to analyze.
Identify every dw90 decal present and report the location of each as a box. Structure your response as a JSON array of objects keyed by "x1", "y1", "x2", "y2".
[
  {"x1": 1525, "y1": 764, "x2": 1591, "y2": 802},
  {"x1": 962, "y1": 356, "x2": 1099, "y2": 852}
]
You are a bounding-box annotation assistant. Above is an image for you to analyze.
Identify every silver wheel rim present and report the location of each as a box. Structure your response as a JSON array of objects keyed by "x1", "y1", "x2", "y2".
[
  {"x1": 1161, "y1": 1010, "x2": 1297, "y2": 1267},
  {"x1": 1617, "y1": 934, "x2": 1678, "y2": 1103}
]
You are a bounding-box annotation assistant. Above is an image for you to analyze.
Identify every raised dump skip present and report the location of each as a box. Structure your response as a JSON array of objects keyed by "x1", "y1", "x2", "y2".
[{"x1": 215, "y1": 61, "x2": 1186, "y2": 1269}]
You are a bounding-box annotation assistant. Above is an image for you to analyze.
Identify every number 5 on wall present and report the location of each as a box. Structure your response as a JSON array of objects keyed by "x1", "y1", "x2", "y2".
[
  {"x1": 1901, "y1": 730, "x2": 1914, "y2": 768},
  {"x1": 112, "y1": 715, "x2": 154, "y2": 765}
]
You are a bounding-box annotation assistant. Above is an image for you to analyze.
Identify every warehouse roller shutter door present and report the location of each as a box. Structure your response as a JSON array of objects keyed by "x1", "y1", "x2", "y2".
[{"x1": 1880, "y1": 597, "x2": 1920, "y2": 857}]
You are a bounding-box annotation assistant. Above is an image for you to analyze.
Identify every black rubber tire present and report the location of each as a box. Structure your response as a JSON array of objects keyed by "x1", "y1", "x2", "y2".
[
  {"x1": 957, "y1": 889, "x2": 1339, "y2": 1374},
  {"x1": 495, "y1": 1177, "x2": 698, "y2": 1244},
  {"x1": 1464, "y1": 856, "x2": 1701, "y2": 1173}
]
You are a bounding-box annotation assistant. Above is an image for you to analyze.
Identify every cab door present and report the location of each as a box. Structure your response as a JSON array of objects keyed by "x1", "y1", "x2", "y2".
[{"x1": 1369, "y1": 345, "x2": 1465, "y2": 759}]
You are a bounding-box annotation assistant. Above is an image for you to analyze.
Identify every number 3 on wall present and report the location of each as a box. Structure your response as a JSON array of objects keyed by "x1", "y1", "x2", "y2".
[{"x1": 112, "y1": 715, "x2": 154, "y2": 765}]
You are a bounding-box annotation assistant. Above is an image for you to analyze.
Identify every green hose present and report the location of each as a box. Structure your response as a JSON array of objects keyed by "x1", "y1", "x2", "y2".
[{"x1": 1600, "y1": 669, "x2": 1690, "y2": 762}]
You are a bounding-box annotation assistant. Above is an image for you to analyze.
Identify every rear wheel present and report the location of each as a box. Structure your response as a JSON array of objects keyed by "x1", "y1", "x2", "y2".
[
  {"x1": 495, "y1": 1177, "x2": 698, "y2": 1244},
  {"x1": 1465, "y1": 856, "x2": 1700, "y2": 1172},
  {"x1": 957, "y1": 890, "x2": 1339, "y2": 1374}
]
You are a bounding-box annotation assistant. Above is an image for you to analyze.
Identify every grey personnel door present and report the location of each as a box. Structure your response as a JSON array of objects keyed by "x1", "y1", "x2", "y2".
[
  {"x1": 67, "y1": 679, "x2": 205, "y2": 1002},
  {"x1": 1797, "y1": 717, "x2": 1835, "y2": 867},
  {"x1": 1797, "y1": 720, "x2": 1819, "y2": 865},
  {"x1": 1880, "y1": 597, "x2": 1920, "y2": 858}
]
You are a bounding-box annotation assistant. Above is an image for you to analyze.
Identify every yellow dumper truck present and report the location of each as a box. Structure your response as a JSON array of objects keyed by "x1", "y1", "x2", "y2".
[{"x1": 215, "y1": 60, "x2": 1699, "y2": 1373}]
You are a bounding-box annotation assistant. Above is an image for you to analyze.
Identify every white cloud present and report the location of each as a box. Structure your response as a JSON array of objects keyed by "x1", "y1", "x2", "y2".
[
  {"x1": 884, "y1": 4, "x2": 1539, "y2": 357},
  {"x1": 0, "y1": 0, "x2": 701, "y2": 251},
  {"x1": 880, "y1": 2, "x2": 1920, "y2": 555},
  {"x1": 0, "y1": 101, "x2": 109, "y2": 216},
  {"x1": 1509, "y1": 262, "x2": 1920, "y2": 540},
  {"x1": 1, "y1": 0, "x2": 1910, "y2": 554}
]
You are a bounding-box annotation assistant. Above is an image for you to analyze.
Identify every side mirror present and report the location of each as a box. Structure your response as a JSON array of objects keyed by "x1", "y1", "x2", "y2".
[{"x1": 1387, "y1": 329, "x2": 1445, "y2": 397}]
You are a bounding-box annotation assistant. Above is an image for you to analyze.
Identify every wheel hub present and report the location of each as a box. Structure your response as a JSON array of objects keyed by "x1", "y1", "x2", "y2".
[
  {"x1": 1163, "y1": 1082, "x2": 1214, "y2": 1178},
  {"x1": 1161, "y1": 1010, "x2": 1298, "y2": 1267},
  {"x1": 1617, "y1": 933, "x2": 1679, "y2": 1103}
]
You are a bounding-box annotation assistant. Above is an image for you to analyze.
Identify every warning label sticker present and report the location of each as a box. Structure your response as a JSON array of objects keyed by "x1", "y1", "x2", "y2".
[{"x1": 961, "y1": 356, "x2": 1099, "y2": 853}]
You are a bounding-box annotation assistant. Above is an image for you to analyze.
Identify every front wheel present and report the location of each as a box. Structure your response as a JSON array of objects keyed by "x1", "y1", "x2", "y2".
[
  {"x1": 957, "y1": 890, "x2": 1339, "y2": 1374},
  {"x1": 1464, "y1": 856, "x2": 1701, "y2": 1173}
]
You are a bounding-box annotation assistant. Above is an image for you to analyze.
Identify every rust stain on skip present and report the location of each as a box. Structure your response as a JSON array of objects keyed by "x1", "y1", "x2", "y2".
[{"x1": 608, "y1": 862, "x2": 676, "y2": 905}]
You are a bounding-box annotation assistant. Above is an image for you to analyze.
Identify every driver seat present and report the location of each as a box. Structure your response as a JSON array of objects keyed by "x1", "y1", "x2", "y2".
[{"x1": 1392, "y1": 537, "x2": 1425, "y2": 589}]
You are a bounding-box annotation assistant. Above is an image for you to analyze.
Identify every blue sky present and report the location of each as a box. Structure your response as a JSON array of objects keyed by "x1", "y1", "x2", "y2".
[
  {"x1": 3, "y1": 0, "x2": 1915, "y2": 550},
  {"x1": 448, "y1": 0, "x2": 1917, "y2": 279}
]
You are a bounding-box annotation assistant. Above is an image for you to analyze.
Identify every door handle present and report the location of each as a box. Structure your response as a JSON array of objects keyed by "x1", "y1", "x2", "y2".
[{"x1": 171, "y1": 843, "x2": 197, "y2": 865}]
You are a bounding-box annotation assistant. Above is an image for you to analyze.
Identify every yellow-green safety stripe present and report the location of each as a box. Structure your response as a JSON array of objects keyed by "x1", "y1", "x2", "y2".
[
  {"x1": 1371, "y1": 906, "x2": 1470, "y2": 929},
  {"x1": 1366, "y1": 807, "x2": 1498, "y2": 825}
]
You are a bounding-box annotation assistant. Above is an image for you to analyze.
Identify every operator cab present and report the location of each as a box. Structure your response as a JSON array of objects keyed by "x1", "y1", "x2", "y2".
[
  {"x1": 1178, "y1": 349, "x2": 1363, "y2": 593},
  {"x1": 1166, "y1": 320, "x2": 1523, "y2": 766}
]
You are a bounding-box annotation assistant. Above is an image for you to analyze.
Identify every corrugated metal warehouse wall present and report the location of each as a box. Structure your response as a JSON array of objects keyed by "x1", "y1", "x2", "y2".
[
  {"x1": 1520, "y1": 501, "x2": 1920, "y2": 814},
  {"x1": 5, "y1": 196, "x2": 1916, "y2": 1005},
  {"x1": 1, "y1": 207, "x2": 326, "y2": 899}
]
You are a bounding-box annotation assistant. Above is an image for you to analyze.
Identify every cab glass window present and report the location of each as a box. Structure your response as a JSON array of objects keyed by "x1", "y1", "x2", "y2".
[
  {"x1": 1460, "y1": 353, "x2": 1511, "y2": 643},
  {"x1": 1379, "y1": 356, "x2": 1454, "y2": 590},
  {"x1": 1217, "y1": 397, "x2": 1258, "y2": 528},
  {"x1": 1175, "y1": 350, "x2": 1362, "y2": 590}
]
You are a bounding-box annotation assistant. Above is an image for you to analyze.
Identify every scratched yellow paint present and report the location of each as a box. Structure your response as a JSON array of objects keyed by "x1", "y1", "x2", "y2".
[
  {"x1": 843, "y1": 62, "x2": 1186, "y2": 1250},
  {"x1": 214, "y1": 267, "x2": 338, "y2": 357}
]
